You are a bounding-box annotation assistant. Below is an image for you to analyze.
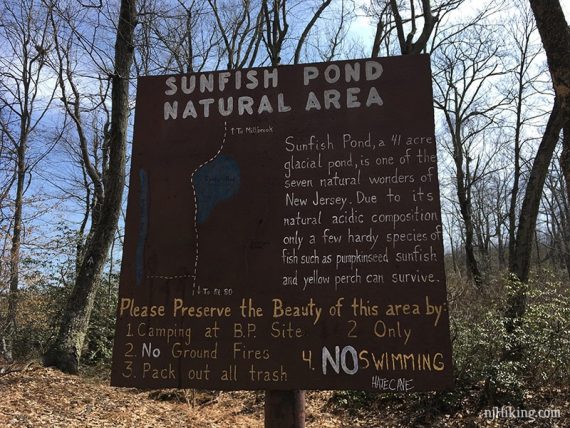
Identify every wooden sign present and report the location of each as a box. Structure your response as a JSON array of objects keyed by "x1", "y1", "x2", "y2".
[{"x1": 111, "y1": 55, "x2": 454, "y2": 392}]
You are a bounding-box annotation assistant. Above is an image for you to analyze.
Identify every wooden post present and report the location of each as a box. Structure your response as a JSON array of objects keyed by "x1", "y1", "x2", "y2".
[{"x1": 264, "y1": 390, "x2": 305, "y2": 428}]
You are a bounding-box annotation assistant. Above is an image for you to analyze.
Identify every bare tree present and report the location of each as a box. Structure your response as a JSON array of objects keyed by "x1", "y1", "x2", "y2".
[
  {"x1": 293, "y1": 0, "x2": 333, "y2": 63},
  {"x1": 0, "y1": 0, "x2": 57, "y2": 361},
  {"x1": 312, "y1": 0, "x2": 358, "y2": 62},
  {"x1": 260, "y1": 0, "x2": 289, "y2": 66},
  {"x1": 134, "y1": 0, "x2": 221, "y2": 74},
  {"x1": 207, "y1": 0, "x2": 264, "y2": 69},
  {"x1": 542, "y1": 162, "x2": 570, "y2": 277},
  {"x1": 527, "y1": 0, "x2": 570, "y2": 203},
  {"x1": 505, "y1": 0, "x2": 569, "y2": 330},
  {"x1": 504, "y1": 0, "x2": 544, "y2": 272},
  {"x1": 44, "y1": 0, "x2": 137, "y2": 374},
  {"x1": 433, "y1": 25, "x2": 509, "y2": 286},
  {"x1": 390, "y1": 0, "x2": 436, "y2": 54},
  {"x1": 368, "y1": 0, "x2": 464, "y2": 58}
]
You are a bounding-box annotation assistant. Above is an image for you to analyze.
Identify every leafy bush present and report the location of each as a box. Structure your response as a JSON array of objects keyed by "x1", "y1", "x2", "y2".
[
  {"x1": 82, "y1": 276, "x2": 119, "y2": 365},
  {"x1": 522, "y1": 272, "x2": 570, "y2": 385}
]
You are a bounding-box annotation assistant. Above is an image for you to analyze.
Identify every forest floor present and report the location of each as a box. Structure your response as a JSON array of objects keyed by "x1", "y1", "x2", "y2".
[{"x1": 0, "y1": 365, "x2": 567, "y2": 427}]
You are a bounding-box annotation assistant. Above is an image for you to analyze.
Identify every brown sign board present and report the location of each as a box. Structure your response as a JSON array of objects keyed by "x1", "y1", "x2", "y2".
[{"x1": 111, "y1": 54, "x2": 454, "y2": 392}]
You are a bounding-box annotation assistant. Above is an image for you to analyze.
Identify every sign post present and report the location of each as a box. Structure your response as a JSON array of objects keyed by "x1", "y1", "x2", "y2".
[
  {"x1": 111, "y1": 55, "x2": 454, "y2": 420},
  {"x1": 265, "y1": 390, "x2": 305, "y2": 427}
]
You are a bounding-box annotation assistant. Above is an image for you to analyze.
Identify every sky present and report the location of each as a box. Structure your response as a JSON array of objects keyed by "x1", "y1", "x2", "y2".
[
  {"x1": 6, "y1": 0, "x2": 570, "y2": 278},
  {"x1": 350, "y1": 0, "x2": 570, "y2": 46}
]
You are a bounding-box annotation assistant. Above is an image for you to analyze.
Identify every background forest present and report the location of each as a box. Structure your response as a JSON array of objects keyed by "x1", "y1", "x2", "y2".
[{"x1": 0, "y1": 0, "x2": 569, "y2": 418}]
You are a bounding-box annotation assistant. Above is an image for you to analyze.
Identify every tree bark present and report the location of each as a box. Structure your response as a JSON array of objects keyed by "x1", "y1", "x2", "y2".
[
  {"x1": 293, "y1": 0, "x2": 332, "y2": 64},
  {"x1": 503, "y1": 0, "x2": 570, "y2": 341},
  {"x1": 452, "y1": 128, "x2": 483, "y2": 286},
  {"x1": 505, "y1": 99, "x2": 563, "y2": 339},
  {"x1": 6, "y1": 126, "x2": 26, "y2": 362},
  {"x1": 561, "y1": 122, "x2": 570, "y2": 210},
  {"x1": 529, "y1": 0, "x2": 570, "y2": 227},
  {"x1": 558, "y1": 133, "x2": 570, "y2": 281},
  {"x1": 505, "y1": 0, "x2": 570, "y2": 329},
  {"x1": 390, "y1": 0, "x2": 435, "y2": 55},
  {"x1": 44, "y1": 0, "x2": 137, "y2": 374},
  {"x1": 509, "y1": 100, "x2": 563, "y2": 284},
  {"x1": 508, "y1": 48, "x2": 527, "y2": 268}
]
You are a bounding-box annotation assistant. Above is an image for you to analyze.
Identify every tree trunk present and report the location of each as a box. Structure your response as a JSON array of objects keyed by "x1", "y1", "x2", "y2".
[
  {"x1": 563, "y1": 237, "x2": 570, "y2": 281},
  {"x1": 559, "y1": 145, "x2": 570, "y2": 280},
  {"x1": 562, "y1": 124, "x2": 570, "y2": 211},
  {"x1": 43, "y1": 0, "x2": 137, "y2": 374},
  {"x1": 453, "y1": 138, "x2": 482, "y2": 286},
  {"x1": 508, "y1": 56, "x2": 526, "y2": 268},
  {"x1": 497, "y1": 227, "x2": 506, "y2": 268},
  {"x1": 460, "y1": 204, "x2": 482, "y2": 286},
  {"x1": 505, "y1": 0, "x2": 570, "y2": 330},
  {"x1": 5, "y1": 131, "x2": 26, "y2": 362},
  {"x1": 506, "y1": 99, "x2": 563, "y2": 326},
  {"x1": 530, "y1": 0, "x2": 570, "y2": 233},
  {"x1": 449, "y1": 227, "x2": 459, "y2": 274}
]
